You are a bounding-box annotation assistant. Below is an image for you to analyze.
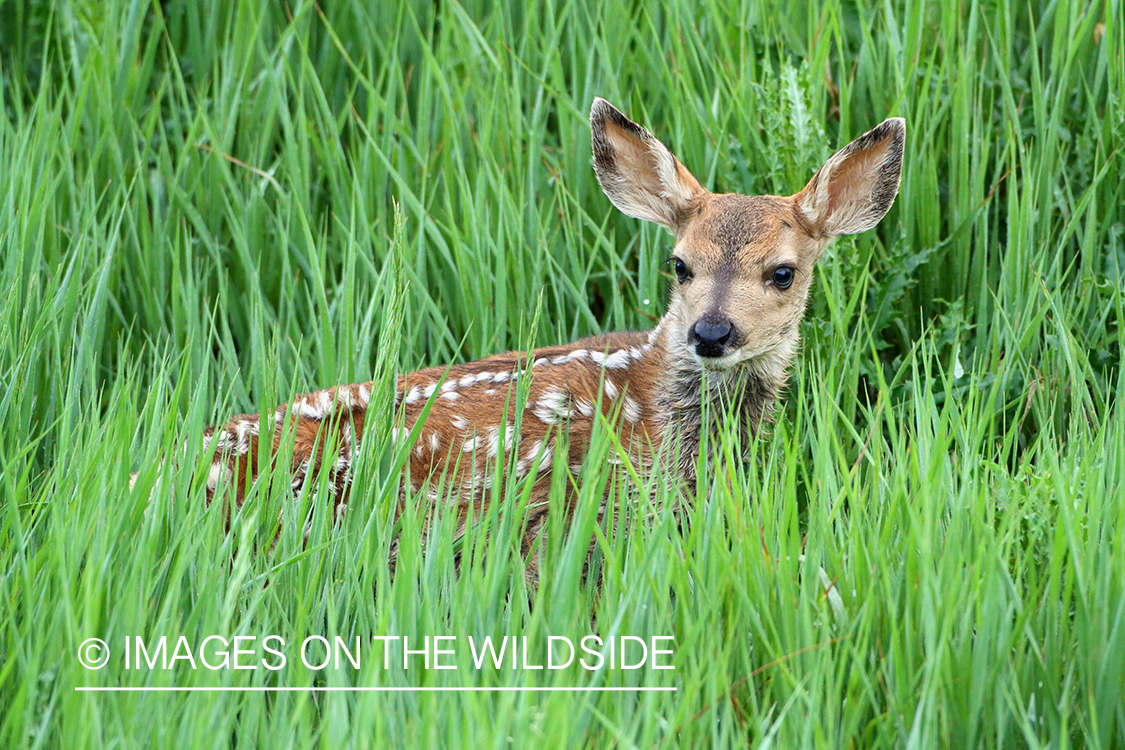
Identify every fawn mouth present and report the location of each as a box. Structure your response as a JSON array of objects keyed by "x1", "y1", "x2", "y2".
[{"x1": 694, "y1": 347, "x2": 751, "y2": 371}]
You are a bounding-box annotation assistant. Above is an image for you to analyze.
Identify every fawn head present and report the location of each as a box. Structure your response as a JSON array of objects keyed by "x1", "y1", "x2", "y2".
[{"x1": 590, "y1": 98, "x2": 904, "y2": 374}]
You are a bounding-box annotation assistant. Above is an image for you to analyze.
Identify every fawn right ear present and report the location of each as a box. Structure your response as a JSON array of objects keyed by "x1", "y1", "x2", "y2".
[
  {"x1": 794, "y1": 117, "x2": 905, "y2": 238},
  {"x1": 591, "y1": 98, "x2": 705, "y2": 232}
]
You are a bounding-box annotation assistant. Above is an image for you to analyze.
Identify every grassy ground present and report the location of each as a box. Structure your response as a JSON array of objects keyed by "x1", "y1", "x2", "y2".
[{"x1": 2, "y1": 0, "x2": 1123, "y2": 747}]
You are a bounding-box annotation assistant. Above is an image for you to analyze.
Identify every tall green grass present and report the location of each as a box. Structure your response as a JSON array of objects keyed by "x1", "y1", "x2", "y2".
[{"x1": 1, "y1": 0, "x2": 1122, "y2": 747}]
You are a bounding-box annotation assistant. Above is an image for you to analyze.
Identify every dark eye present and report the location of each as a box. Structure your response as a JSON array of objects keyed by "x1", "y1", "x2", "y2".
[
  {"x1": 771, "y1": 266, "x2": 795, "y2": 289},
  {"x1": 674, "y1": 257, "x2": 692, "y2": 283}
]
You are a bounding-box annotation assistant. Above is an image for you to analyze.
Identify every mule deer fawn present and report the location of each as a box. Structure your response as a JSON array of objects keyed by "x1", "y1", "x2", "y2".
[{"x1": 132, "y1": 99, "x2": 904, "y2": 564}]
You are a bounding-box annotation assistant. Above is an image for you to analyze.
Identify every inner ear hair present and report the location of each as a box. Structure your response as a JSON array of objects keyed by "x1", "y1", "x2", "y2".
[
  {"x1": 796, "y1": 117, "x2": 905, "y2": 238},
  {"x1": 590, "y1": 98, "x2": 704, "y2": 232}
]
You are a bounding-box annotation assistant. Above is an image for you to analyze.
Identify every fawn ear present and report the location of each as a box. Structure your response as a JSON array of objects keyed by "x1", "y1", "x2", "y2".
[
  {"x1": 794, "y1": 117, "x2": 905, "y2": 238},
  {"x1": 591, "y1": 97, "x2": 705, "y2": 232}
]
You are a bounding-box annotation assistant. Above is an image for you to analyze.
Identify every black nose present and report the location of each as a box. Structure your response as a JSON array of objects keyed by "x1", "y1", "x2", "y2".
[{"x1": 689, "y1": 317, "x2": 733, "y2": 358}]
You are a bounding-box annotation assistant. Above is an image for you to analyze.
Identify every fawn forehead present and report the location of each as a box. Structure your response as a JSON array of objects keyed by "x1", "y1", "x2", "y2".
[{"x1": 679, "y1": 194, "x2": 805, "y2": 274}]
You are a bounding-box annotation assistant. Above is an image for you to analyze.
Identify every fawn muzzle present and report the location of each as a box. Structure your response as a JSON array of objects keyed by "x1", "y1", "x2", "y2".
[{"x1": 689, "y1": 315, "x2": 735, "y2": 359}]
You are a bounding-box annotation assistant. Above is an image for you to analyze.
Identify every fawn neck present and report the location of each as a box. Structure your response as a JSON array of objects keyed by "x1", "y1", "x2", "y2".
[{"x1": 638, "y1": 309, "x2": 794, "y2": 482}]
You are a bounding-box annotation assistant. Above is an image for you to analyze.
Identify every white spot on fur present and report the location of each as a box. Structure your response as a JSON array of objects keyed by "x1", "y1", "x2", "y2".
[
  {"x1": 603, "y1": 380, "x2": 619, "y2": 399},
  {"x1": 460, "y1": 471, "x2": 493, "y2": 494},
  {"x1": 203, "y1": 430, "x2": 223, "y2": 455},
  {"x1": 422, "y1": 383, "x2": 438, "y2": 399},
  {"x1": 460, "y1": 372, "x2": 493, "y2": 388},
  {"x1": 357, "y1": 384, "x2": 371, "y2": 406},
  {"x1": 428, "y1": 432, "x2": 441, "y2": 452},
  {"x1": 574, "y1": 398, "x2": 595, "y2": 418},
  {"x1": 440, "y1": 391, "x2": 460, "y2": 402},
  {"x1": 516, "y1": 438, "x2": 547, "y2": 476},
  {"x1": 332, "y1": 454, "x2": 350, "y2": 477},
  {"x1": 622, "y1": 396, "x2": 642, "y2": 423},
  {"x1": 451, "y1": 415, "x2": 469, "y2": 431},
  {"x1": 534, "y1": 441, "x2": 553, "y2": 473},
  {"x1": 604, "y1": 349, "x2": 631, "y2": 369},
  {"x1": 291, "y1": 459, "x2": 311, "y2": 491},
  {"x1": 517, "y1": 439, "x2": 550, "y2": 475},
  {"x1": 551, "y1": 349, "x2": 588, "y2": 365},
  {"x1": 336, "y1": 388, "x2": 357, "y2": 409},
  {"x1": 491, "y1": 372, "x2": 511, "y2": 384},
  {"x1": 404, "y1": 386, "x2": 423, "y2": 404},
  {"x1": 486, "y1": 427, "x2": 501, "y2": 458},
  {"x1": 293, "y1": 400, "x2": 321, "y2": 420},
  {"x1": 480, "y1": 424, "x2": 515, "y2": 459},
  {"x1": 531, "y1": 387, "x2": 570, "y2": 424},
  {"x1": 289, "y1": 389, "x2": 334, "y2": 421},
  {"x1": 235, "y1": 420, "x2": 256, "y2": 453},
  {"x1": 206, "y1": 463, "x2": 231, "y2": 492},
  {"x1": 462, "y1": 436, "x2": 480, "y2": 453}
]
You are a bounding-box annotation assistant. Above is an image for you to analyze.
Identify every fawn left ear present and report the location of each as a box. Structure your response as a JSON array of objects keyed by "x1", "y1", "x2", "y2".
[
  {"x1": 590, "y1": 97, "x2": 705, "y2": 233},
  {"x1": 794, "y1": 117, "x2": 905, "y2": 238}
]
